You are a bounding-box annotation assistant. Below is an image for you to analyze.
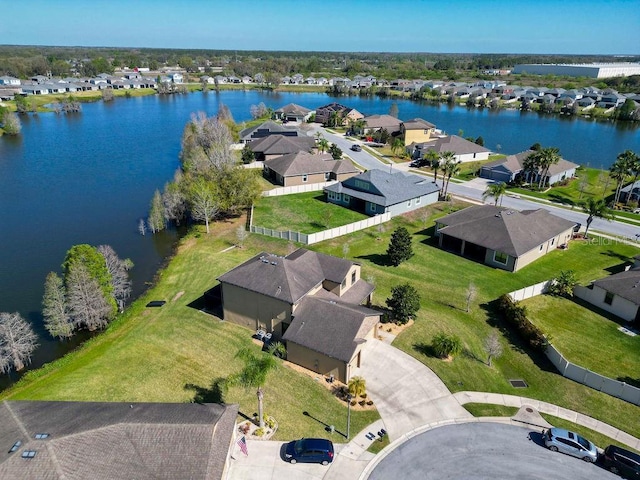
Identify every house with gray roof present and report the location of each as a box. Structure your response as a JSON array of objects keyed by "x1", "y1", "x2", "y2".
[
  {"x1": 248, "y1": 134, "x2": 315, "y2": 161},
  {"x1": 314, "y1": 103, "x2": 363, "y2": 126},
  {"x1": 574, "y1": 266, "x2": 640, "y2": 323},
  {"x1": 239, "y1": 120, "x2": 302, "y2": 144},
  {"x1": 273, "y1": 103, "x2": 314, "y2": 123},
  {"x1": 216, "y1": 249, "x2": 378, "y2": 382},
  {"x1": 435, "y1": 205, "x2": 576, "y2": 272},
  {"x1": 263, "y1": 151, "x2": 359, "y2": 186},
  {"x1": 324, "y1": 169, "x2": 440, "y2": 217},
  {"x1": 362, "y1": 114, "x2": 402, "y2": 135},
  {"x1": 479, "y1": 150, "x2": 578, "y2": 186},
  {"x1": 409, "y1": 135, "x2": 491, "y2": 163},
  {"x1": 0, "y1": 400, "x2": 237, "y2": 480}
]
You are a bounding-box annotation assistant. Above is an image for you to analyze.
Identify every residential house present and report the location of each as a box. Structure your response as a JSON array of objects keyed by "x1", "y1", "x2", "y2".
[
  {"x1": 273, "y1": 103, "x2": 314, "y2": 123},
  {"x1": 0, "y1": 76, "x2": 20, "y2": 86},
  {"x1": 362, "y1": 114, "x2": 402, "y2": 135},
  {"x1": 263, "y1": 152, "x2": 359, "y2": 186},
  {"x1": 435, "y1": 205, "x2": 576, "y2": 272},
  {"x1": 248, "y1": 135, "x2": 315, "y2": 161},
  {"x1": 574, "y1": 262, "x2": 640, "y2": 323},
  {"x1": 401, "y1": 118, "x2": 436, "y2": 146},
  {"x1": 598, "y1": 91, "x2": 626, "y2": 108},
  {"x1": 216, "y1": 249, "x2": 379, "y2": 382},
  {"x1": 167, "y1": 72, "x2": 183, "y2": 84},
  {"x1": 479, "y1": 150, "x2": 578, "y2": 185},
  {"x1": 410, "y1": 135, "x2": 491, "y2": 163},
  {"x1": 0, "y1": 401, "x2": 238, "y2": 480},
  {"x1": 577, "y1": 97, "x2": 596, "y2": 108},
  {"x1": 239, "y1": 120, "x2": 302, "y2": 144},
  {"x1": 315, "y1": 103, "x2": 364, "y2": 126},
  {"x1": 324, "y1": 169, "x2": 440, "y2": 217},
  {"x1": 619, "y1": 180, "x2": 640, "y2": 203}
]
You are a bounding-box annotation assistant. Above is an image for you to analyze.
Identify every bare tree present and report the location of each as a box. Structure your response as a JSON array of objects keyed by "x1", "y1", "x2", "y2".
[
  {"x1": 0, "y1": 312, "x2": 38, "y2": 373},
  {"x1": 1, "y1": 111, "x2": 22, "y2": 135},
  {"x1": 148, "y1": 189, "x2": 166, "y2": 234},
  {"x1": 42, "y1": 272, "x2": 74, "y2": 339},
  {"x1": 483, "y1": 331, "x2": 503, "y2": 367},
  {"x1": 101, "y1": 88, "x2": 114, "y2": 102},
  {"x1": 465, "y1": 283, "x2": 477, "y2": 313},
  {"x1": 236, "y1": 225, "x2": 249, "y2": 248},
  {"x1": 66, "y1": 264, "x2": 113, "y2": 331},
  {"x1": 180, "y1": 112, "x2": 235, "y2": 172},
  {"x1": 217, "y1": 102, "x2": 234, "y2": 122},
  {"x1": 138, "y1": 218, "x2": 146, "y2": 236},
  {"x1": 98, "y1": 245, "x2": 133, "y2": 313},
  {"x1": 342, "y1": 243, "x2": 350, "y2": 258},
  {"x1": 189, "y1": 178, "x2": 219, "y2": 234}
]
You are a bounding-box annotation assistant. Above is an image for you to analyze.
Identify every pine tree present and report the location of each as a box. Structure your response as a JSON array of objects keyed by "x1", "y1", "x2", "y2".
[{"x1": 387, "y1": 226, "x2": 413, "y2": 266}]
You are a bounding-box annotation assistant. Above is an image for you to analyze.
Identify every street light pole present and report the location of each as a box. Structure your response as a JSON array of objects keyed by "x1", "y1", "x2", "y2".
[{"x1": 347, "y1": 393, "x2": 352, "y2": 440}]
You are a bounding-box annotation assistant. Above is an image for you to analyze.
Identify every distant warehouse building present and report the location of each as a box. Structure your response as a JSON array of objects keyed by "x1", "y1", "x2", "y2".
[{"x1": 512, "y1": 63, "x2": 640, "y2": 78}]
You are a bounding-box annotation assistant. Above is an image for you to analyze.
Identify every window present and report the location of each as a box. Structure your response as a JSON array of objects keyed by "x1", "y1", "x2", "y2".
[
  {"x1": 369, "y1": 203, "x2": 377, "y2": 213},
  {"x1": 604, "y1": 291, "x2": 614, "y2": 305},
  {"x1": 34, "y1": 433, "x2": 49, "y2": 440},
  {"x1": 328, "y1": 191, "x2": 334, "y2": 200},
  {"x1": 351, "y1": 271, "x2": 356, "y2": 284},
  {"x1": 343, "y1": 194, "x2": 350, "y2": 202},
  {"x1": 407, "y1": 200, "x2": 412, "y2": 207},
  {"x1": 355, "y1": 180, "x2": 370, "y2": 190},
  {"x1": 302, "y1": 174, "x2": 308, "y2": 183},
  {"x1": 539, "y1": 244, "x2": 544, "y2": 251},
  {"x1": 416, "y1": 197, "x2": 421, "y2": 204},
  {"x1": 551, "y1": 238, "x2": 555, "y2": 246},
  {"x1": 22, "y1": 451, "x2": 37, "y2": 459},
  {"x1": 493, "y1": 251, "x2": 508, "y2": 265},
  {"x1": 341, "y1": 279, "x2": 346, "y2": 288},
  {"x1": 324, "y1": 172, "x2": 330, "y2": 180}
]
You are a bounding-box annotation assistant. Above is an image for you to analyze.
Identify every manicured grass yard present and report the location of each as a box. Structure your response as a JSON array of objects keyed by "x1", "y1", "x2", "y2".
[
  {"x1": 522, "y1": 295, "x2": 639, "y2": 382},
  {"x1": 2, "y1": 219, "x2": 378, "y2": 441},
  {"x1": 4, "y1": 198, "x2": 640, "y2": 443},
  {"x1": 252, "y1": 191, "x2": 368, "y2": 232}
]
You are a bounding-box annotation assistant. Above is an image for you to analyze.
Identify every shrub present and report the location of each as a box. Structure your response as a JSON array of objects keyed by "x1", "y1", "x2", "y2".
[
  {"x1": 239, "y1": 422, "x2": 251, "y2": 434},
  {"x1": 253, "y1": 427, "x2": 265, "y2": 437},
  {"x1": 387, "y1": 226, "x2": 413, "y2": 266},
  {"x1": 263, "y1": 415, "x2": 275, "y2": 429},
  {"x1": 547, "y1": 270, "x2": 577, "y2": 297},
  {"x1": 432, "y1": 332, "x2": 463, "y2": 358},
  {"x1": 496, "y1": 294, "x2": 547, "y2": 352},
  {"x1": 359, "y1": 400, "x2": 366, "y2": 407},
  {"x1": 366, "y1": 400, "x2": 374, "y2": 406},
  {"x1": 386, "y1": 283, "x2": 421, "y2": 325}
]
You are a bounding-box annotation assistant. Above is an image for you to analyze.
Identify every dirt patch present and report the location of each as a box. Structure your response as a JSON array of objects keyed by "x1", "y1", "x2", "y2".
[
  {"x1": 171, "y1": 291, "x2": 184, "y2": 302},
  {"x1": 378, "y1": 319, "x2": 414, "y2": 336}
]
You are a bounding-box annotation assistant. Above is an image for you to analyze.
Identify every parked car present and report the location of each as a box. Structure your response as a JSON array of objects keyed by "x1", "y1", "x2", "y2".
[
  {"x1": 543, "y1": 428, "x2": 599, "y2": 463},
  {"x1": 602, "y1": 445, "x2": 640, "y2": 478},
  {"x1": 285, "y1": 438, "x2": 334, "y2": 465},
  {"x1": 409, "y1": 159, "x2": 426, "y2": 168},
  {"x1": 350, "y1": 144, "x2": 362, "y2": 152}
]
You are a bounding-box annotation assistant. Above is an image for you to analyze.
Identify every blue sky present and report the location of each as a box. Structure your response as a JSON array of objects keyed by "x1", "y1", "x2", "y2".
[{"x1": 1, "y1": 0, "x2": 638, "y2": 54}]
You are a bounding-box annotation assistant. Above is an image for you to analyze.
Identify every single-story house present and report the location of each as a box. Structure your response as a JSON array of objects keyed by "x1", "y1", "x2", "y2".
[
  {"x1": 263, "y1": 151, "x2": 359, "y2": 186},
  {"x1": 0, "y1": 400, "x2": 238, "y2": 480},
  {"x1": 314, "y1": 103, "x2": 364, "y2": 126},
  {"x1": 0, "y1": 76, "x2": 20, "y2": 86},
  {"x1": 435, "y1": 205, "x2": 576, "y2": 272},
  {"x1": 401, "y1": 118, "x2": 436, "y2": 146},
  {"x1": 410, "y1": 135, "x2": 491, "y2": 163},
  {"x1": 216, "y1": 249, "x2": 378, "y2": 382},
  {"x1": 479, "y1": 150, "x2": 579, "y2": 185},
  {"x1": 273, "y1": 103, "x2": 314, "y2": 123},
  {"x1": 574, "y1": 265, "x2": 640, "y2": 323},
  {"x1": 239, "y1": 120, "x2": 302, "y2": 144},
  {"x1": 361, "y1": 114, "x2": 402, "y2": 135},
  {"x1": 619, "y1": 181, "x2": 640, "y2": 203},
  {"x1": 324, "y1": 169, "x2": 440, "y2": 217},
  {"x1": 248, "y1": 134, "x2": 315, "y2": 161}
]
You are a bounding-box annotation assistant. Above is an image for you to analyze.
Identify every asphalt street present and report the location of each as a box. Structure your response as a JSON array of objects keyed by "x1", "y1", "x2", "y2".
[{"x1": 368, "y1": 422, "x2": 617, "y2": 480}]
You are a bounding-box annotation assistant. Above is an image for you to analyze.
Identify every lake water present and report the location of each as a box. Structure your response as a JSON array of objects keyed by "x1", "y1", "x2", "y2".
[{"x1": 1, "y1": 90, "x2": 639, "y2": 384}]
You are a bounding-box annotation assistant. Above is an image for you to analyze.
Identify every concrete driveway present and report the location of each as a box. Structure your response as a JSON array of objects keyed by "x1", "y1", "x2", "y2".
[{"x1": 352, "y1": 339, "x2": 471, "y2": 440}]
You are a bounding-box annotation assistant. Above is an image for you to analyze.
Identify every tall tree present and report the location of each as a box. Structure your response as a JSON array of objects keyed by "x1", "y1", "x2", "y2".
[
  {"x1": 580, "y1": 197, "x2": 614, "y2": 239},
  {"x1": 148, "y1": 189, "x2": 166, "y2": 234},
  {"x1": 610, "y1": 155, "x2": 631, "y2": 206},
  {"x1": 1, "y1": 111, "x2": 21, "y2": 135},
  {"x1": 387, "y1": 226, "x2": 413, "y2": 266},
  {"x1": 388, "y1": 102, "x2": 399, "y2": 118},
  {"x1": 228, "y1": 348, "x2": 278, "y2": 428},
  {"x1": 188, "y1": 177, "x2": 219, "y2": 234},
  {"x1": 180, "y1": 112, "x2": 234, "y2": 173},
  {"x1": 0, "y1": 312, "x2": 38, "y2": 373},
  {"x1": 162, "y1": 179, "x2": 187, "y2": 225},
  {"x1": 66, "y1": 264, "x2": 113, "y2": 331},
  {"x1": 530, "y1": 147, "x2": 561, "y2": 189},
  {"x1": 483, "y1": 331, "x2": 503, "y2": 367},
  {"x1": 619, "y1": 150, "x2": 640, "y2": 205},
  {"x1": 391, "y1": 137, "x2": 404, "y2": 157},
  {"x1": 317, "y1": 137, "x2": 330, "y2": 153},
  {"x1": 97, "y1": 245, "x2": 133, "y2": 313},
  {"x1": 522, "y1": 153, "x2": 540, "y2": 184},
  {"x1": 482, "y1": 182, "x2": 507, "y2": 206},
  {"x1": 440, "y1": 152, "x2": 460, "y2": 199},
  {"x1": 42, "y1": 272, "x2": 73, "y2": 340},
  {"x1": 424, "y1": 150, "x2": 441, "y2": 184},
  {"x1": 328, "y1": 143, "x2": 343, "y2": 159},
  {"x1": 386, "y1": 283, "x2": 421, "y2": 325}
]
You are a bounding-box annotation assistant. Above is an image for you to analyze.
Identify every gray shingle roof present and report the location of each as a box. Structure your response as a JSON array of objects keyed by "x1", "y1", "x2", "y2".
[
  {"x1": 274, "y1": 103, "x2": 312, "y2": 115},
  {"x1": 324, "y1": 169, "x2": 439, "y2": 207},
  {"x1": 249, "y1": 135, "x2": 315, "y2": 156},
  {"x1": 593, "y1": 268, "x2": 640, "y2": 305},
  {"x1": 402, "y1": 118, "x2": 435, "y2": 130},
  {"x1": 283, "y1": 297, "x2": 380, "y2": 362},
  {"x1": 437, "y1": 205, "x2": 576, "y2": 256},
  {"x1": 217, "y1": 249, "x2": 359, "y2": 304},
  {"x1": 363, "y1": 114, "x2": 402, "y2": 130},
  {"x1": 239, "y1": 120, "x2": 300, "y2": 141},
  {"x1": 0, "y1": 401, "x2": 237, "y2": 480},
  {"x1": 483, "y1": 150, "x2": 579, "y2": 176},
  {"x1": 417, "y1": 135, "x2": 490, "y2": 155},
  {"x1": 264, "y1": 152, "x2": 358, "y2": 177}
]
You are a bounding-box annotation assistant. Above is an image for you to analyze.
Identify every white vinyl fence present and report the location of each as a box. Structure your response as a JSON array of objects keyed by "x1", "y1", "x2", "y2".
[
  {"x1": 262, "y1": 181, "x2": 337, "y2": 197},
  {"x1": 508, "y1": 281, "x2": 640, "y2": 406}
]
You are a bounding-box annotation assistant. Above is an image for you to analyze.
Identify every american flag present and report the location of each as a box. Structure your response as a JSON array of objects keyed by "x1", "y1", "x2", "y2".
[{"x1": 236, "y1": 435, "x2": 248, "y2": 456}]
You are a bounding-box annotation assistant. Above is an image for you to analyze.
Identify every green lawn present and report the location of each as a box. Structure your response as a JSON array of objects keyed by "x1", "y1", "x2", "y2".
[
  {"x1": 462, "y1": 403, "x2": 519, "y2": 417},
  {"x1": 252, "y1": 191, "x2": 368, "y2": 232},
  {"x1": 2, "y1": 219, "x2": 379, "y2": 441},
  {"x1": 522, "y1": 295, "x2": 639, "y2": 382},
  {"x1": 5, "y1": 200, "x2": 640, "y2": 442}
]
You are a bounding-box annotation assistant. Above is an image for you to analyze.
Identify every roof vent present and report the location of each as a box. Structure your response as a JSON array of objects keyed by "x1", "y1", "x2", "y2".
[{"x1": 271, "y1": 261, "x2": 277, "y2": 266}]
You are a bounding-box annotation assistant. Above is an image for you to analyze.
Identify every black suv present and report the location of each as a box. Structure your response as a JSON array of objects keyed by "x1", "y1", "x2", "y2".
[
  {"x1": 602, "y1": 445, "x2": 640, "y2": 478},
  {"x1": 285, "y1": 438, "x2": 334, "y2": 465}
]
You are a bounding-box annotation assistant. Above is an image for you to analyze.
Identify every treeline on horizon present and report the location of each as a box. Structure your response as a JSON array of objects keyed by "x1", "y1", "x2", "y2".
[{"x1": 1, "y1": 44, "x2": 639, "y2": 88}]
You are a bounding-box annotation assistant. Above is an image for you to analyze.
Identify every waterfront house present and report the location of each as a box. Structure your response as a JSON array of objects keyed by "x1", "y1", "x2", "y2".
[
  {"x1": 401, "y1": 118, "x2": 436, "y2": 146},
  {"x1": 263, "y1": 151, "x2": 359, "y2": 186},
  {"x1": 248, "y1": 135, "x2": 315, "y2": 161},
  {"x1": 409, "y1": 135, "x2": 490, "y2": 162},
  {"x1": 273, "y1": 103, "x2": 314, "y2": 123},
  {"x1": 479, "y1": 150, "x2": 578, "y2": 185}
]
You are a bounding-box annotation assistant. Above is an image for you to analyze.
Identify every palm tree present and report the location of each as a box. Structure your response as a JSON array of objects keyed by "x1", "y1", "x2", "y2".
[
  {"x1": 440, "y1": 152, "x2": 460, "y2": 199},
  {"x1": 391, "y1": 137, "x2": 405, "y2": 157},
  {"x1": 424, "y1": 150, "x2": 441, "y2": 183},
  {"x1": 530, "y1": 147, "x2": 561, "y2": 189},
  {"x1": 317, "y1": 137, "x2": 330, "y2": 153},
  {"x1": 610, "y1": 156, "x2": 631, "y2": 206},
  {"x1": 522, "y1": 153, "x2": 540, "y2": 185},
  {"x1": 482, "y1": 182, "x2": 507, "y2": 206},
  {"x1": 580, "y1": 197, "x2": 614, "y2": 239},
  {"x1": 619, "y1": 150, "x2": 640, "y2": 205},
  {"x1": 348, "y1": 376, "x2": 366, "y2": 398},
  {"x1": 228, "y1": 347, "x2": 278, "y2": 428}
]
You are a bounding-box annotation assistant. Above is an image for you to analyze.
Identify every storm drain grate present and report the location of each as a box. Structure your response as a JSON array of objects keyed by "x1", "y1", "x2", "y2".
[{"x1": 509, "y1": 379, "x2": 528, "y2": 388}]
